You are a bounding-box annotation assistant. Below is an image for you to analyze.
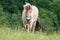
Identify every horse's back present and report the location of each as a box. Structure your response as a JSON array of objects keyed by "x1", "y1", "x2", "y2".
[
  {"x1": 31, "y1": 5, "x2": 38, "y2": 13},
  {"x1": 31, "y1": 5, "x2": 38, "y2": 21}
]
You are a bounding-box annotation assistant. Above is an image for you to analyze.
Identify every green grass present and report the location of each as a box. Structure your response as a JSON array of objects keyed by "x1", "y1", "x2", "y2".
[{"x1": 0, "y1": 27, "x2": 60, "y2": 40}]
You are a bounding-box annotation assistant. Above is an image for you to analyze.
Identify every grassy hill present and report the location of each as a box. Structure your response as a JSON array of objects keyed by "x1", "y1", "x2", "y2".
[{"x1": 0, "y1": 27, "x2": 60, "y2": 40}]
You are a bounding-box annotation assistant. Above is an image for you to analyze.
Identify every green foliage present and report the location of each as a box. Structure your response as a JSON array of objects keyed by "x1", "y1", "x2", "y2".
[
  {"x1": 0, "y1": 0, "x2": 60, "y2": 32},
  {"x1": 39, "y1": 8, "x2": 59, "y2": 32}
]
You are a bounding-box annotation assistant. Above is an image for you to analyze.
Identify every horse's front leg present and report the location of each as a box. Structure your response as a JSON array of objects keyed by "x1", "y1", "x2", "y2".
[
  {"x1": 26, "y1": 24, "x2": 30, "y2": 32},
  {"x1": 29, "y1": 21, "x2": 33, "y2": 32},
  {"x1": 23, "y1": 24, "x2": 27, "y2": 31},
  {"x1": 33, "y1": 21, "x2": 36, "y2": 32}
]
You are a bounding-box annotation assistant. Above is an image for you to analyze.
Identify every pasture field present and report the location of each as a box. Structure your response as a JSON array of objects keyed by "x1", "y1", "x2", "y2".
[{"x1": 0, "y1": 27, "x2": 60, "y2": 40}]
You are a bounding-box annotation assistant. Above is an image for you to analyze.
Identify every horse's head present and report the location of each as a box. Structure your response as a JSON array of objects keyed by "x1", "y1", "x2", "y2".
[{"x1": 23, "y1": 3, "x2": 32, "y2": 21}]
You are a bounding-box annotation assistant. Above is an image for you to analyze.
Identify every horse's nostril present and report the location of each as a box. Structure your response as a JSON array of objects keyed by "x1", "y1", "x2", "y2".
[{"x1": 26, "y1": 16, "x2": 30, "y2": 21}]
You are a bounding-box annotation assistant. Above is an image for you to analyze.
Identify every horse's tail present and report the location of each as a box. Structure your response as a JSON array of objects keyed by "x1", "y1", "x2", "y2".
[
  {"x1": 35, "y1": 18, "x2": 45, "y2": 31},
  {"x1": 35, "y1": 18, "x2": 41, "y2": 31}
]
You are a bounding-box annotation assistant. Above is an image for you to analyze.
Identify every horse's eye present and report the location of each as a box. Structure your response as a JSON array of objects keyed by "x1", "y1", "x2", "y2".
[
  {"x1": 30, "y1": 11, "x2": 31, "y2": 13},
  {"x1": 29, "y1": 10, "x2": 31, "y2": 13}
]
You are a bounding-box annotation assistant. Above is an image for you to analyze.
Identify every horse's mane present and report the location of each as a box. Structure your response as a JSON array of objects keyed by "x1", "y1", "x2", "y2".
[{"x1": 23, "y1": 3, "x2": 32, "y2": 13}]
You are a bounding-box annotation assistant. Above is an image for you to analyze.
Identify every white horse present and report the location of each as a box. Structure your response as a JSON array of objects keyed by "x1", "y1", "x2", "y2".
[{"x1": 22, "y1": 3, "x2": 38, "y2": 32}]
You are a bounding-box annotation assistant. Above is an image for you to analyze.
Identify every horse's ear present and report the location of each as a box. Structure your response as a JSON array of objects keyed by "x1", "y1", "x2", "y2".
[
  {"x1": 23, "y1": 5, "x2": 26, "y2": 8},
  {"x1": 23, "y1": 5, "x2": 24, "y2": 8}
]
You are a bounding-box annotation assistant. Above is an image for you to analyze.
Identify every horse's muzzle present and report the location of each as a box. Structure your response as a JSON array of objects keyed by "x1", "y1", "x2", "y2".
[{"x1": 26, "y1": 16, "x2": 30, "y2": 21}]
